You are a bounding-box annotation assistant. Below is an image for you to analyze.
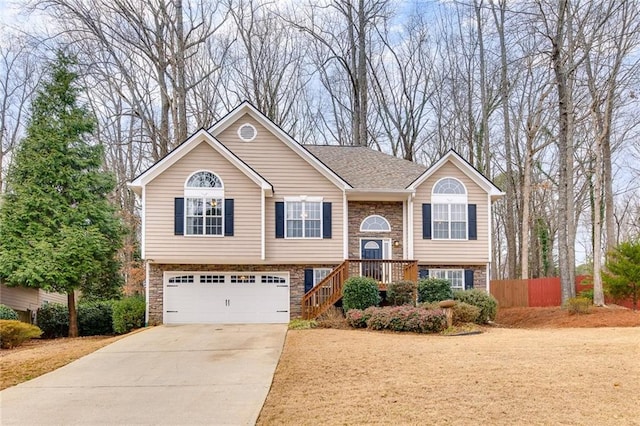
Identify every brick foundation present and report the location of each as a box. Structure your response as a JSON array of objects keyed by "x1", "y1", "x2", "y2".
[{"x1": 147, "y1": 263, "x2": 337, "y2": 325}]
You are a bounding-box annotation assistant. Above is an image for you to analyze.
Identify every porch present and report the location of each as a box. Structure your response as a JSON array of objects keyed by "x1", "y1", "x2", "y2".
[{"x1": 301, "y1": 259, "x2": 418, "y2": 319}]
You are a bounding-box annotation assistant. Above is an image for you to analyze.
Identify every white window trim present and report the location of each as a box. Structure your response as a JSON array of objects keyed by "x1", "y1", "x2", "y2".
[
  {"x1": 283, "y1": 196, "x2": 323, "y2": 239},
  {"x1": 237, "y1": 122, "x2": 257, "y2": 142},
  {"x1": 360, "y1": 214, "x2": 391, "y2": 232},
  {"x1": 429, "y1": 269, "x2": 465, "y2": 290},
  {"x1": 313, "y1": 268, "x2": 333, "y2": 286},
  {"x1": 432, "y1": 177, "x2": 468, "y2": 241},
  {"x1": 184, "y1": 171, "x2": 225, "y2": 237}
]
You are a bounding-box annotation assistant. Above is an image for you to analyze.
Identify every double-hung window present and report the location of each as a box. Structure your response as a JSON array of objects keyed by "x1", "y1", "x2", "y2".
[
  {"x1": 430, "y1": 269, "x2": 464, "y2": 290},
  {"x1": 432, "y1": 178, "x2": 467, "y2": 240},
  {"x1": 285, "y1": 198, "x2": 322, "y2": 238},
  {"x1": 184, "y1": 171, "x2": 224, "y2": 236}
]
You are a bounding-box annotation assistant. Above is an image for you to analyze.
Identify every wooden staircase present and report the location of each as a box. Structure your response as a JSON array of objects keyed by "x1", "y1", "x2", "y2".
[{"x1": 301, "y1": 259, "x2": 418, "y2": 319}]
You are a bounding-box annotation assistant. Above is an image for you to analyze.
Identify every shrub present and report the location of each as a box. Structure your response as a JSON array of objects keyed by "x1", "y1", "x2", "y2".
[
  {"x1": 346, "y1": 309, "x2": 366, "y2": 328},
  {"x1": 342, "y1": 276, "x2": 380, "y2": 312},
  {"x1": 453, "y1": 290, "x2": 498, "y2": 324},
  {"x1": 79, "y1": 300, "x2": 114, "y2": 336},
  {"x1": 37, "y1": 303, "x2": 69, "y2": 338},
  {"x1": 564, "y1": 297, "x2": 592, "y2": 315},
  {"x1": 387, "y1": 281, "x2": 417, "y2": 306},
  {"x1": 288, "y1": 319, "x2": 317, "y2": 329},
  {"x1": 578, "y1": 289, "x2": 594, "y2": 301},
  {"x1": 112, "y1": 295, "x2": 146, "y2": 334},
  {"x1": 417, "y1": 278, "x2": 453, "y2": 303},
  {"x1": 364, "y1": 306, "x2": 446, "y2": 333},
  {"x1": 316, "y1": 306, "x2": 348, "y2": 329},
  {"x1": 0, "y1": 320, "x2": 43, "y2": 348},
  {"x1": 0, "y1": 304, "x2": 18, "y2": 320},
  {"x1": 452, "y1": 302, "x2": 481, "y2": 325}
]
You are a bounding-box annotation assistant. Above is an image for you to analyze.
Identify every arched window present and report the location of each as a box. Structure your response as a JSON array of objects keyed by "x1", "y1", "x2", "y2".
[
  {"x1": 432, "y1": 177, "x2": 467, "y2": 239},
  {"x1": 360, "y1": 215, "x2": 391, "y2": 232},
  {"x1": 184, "y1": 171, "x2": 224, "y2": 235}
]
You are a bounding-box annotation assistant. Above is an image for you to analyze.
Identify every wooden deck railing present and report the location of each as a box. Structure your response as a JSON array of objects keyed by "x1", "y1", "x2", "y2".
[{"x1": 301, "y1": 259, "x2": 418, "y2": 319}]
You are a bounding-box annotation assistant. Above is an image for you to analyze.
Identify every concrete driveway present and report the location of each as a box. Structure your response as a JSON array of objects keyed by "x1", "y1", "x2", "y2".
[{"x1": 0, "y1": 324, "x2": 287, "y2": 425}]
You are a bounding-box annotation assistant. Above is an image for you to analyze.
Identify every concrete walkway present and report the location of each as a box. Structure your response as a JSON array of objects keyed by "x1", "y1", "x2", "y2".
[{"x1": 0, "y1": 324, "x2": 287, "y2": 425}]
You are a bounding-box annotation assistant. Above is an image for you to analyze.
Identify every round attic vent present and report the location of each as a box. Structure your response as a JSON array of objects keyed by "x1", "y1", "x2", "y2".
[{"x1": 238, "y1": 123, "x2": 257, "y2": 141}]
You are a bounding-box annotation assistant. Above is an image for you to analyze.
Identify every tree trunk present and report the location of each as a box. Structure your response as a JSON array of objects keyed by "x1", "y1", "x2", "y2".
[{"x1": 67, "y1": 291, "x2": 78, "y2": 338}]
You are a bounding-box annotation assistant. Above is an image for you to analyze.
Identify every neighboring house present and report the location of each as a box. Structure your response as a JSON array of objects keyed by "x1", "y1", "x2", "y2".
[
  {"x1": 128, "y1": 102, "x2": 504, "y2": 325},
  {"x1": 0, "y1": 283, "x2": 67, "y2": 323}
]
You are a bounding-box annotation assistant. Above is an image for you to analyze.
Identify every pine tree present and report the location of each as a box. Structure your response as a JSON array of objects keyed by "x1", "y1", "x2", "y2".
[
  {"x1": 603, "y1": 241, "x2": 640, "y2": 311},
  {"x1": 0, "y1": 52, "x2": 124, "y2": 337}
]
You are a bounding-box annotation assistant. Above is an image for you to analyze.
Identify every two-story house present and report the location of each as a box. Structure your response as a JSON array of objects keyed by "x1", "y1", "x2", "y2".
[{"x1": 128, "y1": 102, "x2": 504, "y2": 325}]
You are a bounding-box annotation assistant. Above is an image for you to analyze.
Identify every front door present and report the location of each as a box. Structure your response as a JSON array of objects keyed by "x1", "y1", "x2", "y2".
[{"x1": 361, "y1": 239, "x2": 383, "y2": 281}]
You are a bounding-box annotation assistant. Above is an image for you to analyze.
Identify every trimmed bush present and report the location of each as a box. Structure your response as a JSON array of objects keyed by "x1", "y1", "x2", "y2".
[
  {"x1": 37, "y1": 303, "x2": 69, "y2": 338},
  {"x1": 417, "y1": 278, "x2": 453, "y2": 303},
  {"x1": 79, "y1": 300, "x2": 114, "y2": 336},
  {"x1": 0, "y1": 304, "x2": 19, "y2": 320},
  {"x1": 346, "y1": 309, "x2": 367, "y2": 328},
  {"x1": 0, "y1": 320, "x2": 43, "y2": 348},
  {"x1": 564, "y1": 297, "x2": 592, "y2": 315},
  {"x1": 387, "y1": 281, "x2": 417, "y2": 306},
  {"x1": 452, "y1": 302, "x2": 481, "y2": 325},
  {"x1": 342, "y1": 276, "x2": 380, "y2": 312},
  {"x1": 453, "y1": 289, "x2": 498, "y2": 324},
  {"x1": 365, "y1": 306, "x2": 446, "y2": 333},
  {"x1": 112, "y1": 295, "x2": 146, "y2": 334}
]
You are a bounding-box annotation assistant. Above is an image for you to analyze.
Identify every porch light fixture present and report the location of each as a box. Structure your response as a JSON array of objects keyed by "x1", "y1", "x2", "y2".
[{"x1": 393, "y1": 240, "x2": 401, "y2": 248}]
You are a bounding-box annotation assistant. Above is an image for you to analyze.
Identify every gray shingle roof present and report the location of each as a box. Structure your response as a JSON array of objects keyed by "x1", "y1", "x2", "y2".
[{"x1": 304, "y1": 145, "x2": 427, "y2": 190}]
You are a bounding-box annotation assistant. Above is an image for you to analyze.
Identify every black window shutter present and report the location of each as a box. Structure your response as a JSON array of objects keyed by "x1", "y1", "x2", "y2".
[
  {"x1": 322, "y1": 202, "x2": 332, "y2": 239},
  {"x1": 468, "y1": 204, "x2": 477, "y2": 240},
  {"x1": 304, "y1": 269, "x2": 314, "y2": 293},
  {"x1": 275, "y1": 202, "x2": 285, "y2": 238},
  {"x1": 418, "y1": 268, "x2": 430, "y2": 279},
  {"x1": 422, "y1": 204, "x2": 432, "y2": 239},
  {"x1": 224, "y1": 199, "x2": 234, "y2": 236},
  {"x1": 464, "y1": 269, "x2": 474, "y2": 290},
  {"x1": 174, "y1": 198, "x2": 184, "y2": 235}
]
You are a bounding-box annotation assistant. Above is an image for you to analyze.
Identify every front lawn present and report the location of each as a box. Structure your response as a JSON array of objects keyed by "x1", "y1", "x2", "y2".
[{"x1": 258, "y1": 326, "x2": 640, "y2": 425}]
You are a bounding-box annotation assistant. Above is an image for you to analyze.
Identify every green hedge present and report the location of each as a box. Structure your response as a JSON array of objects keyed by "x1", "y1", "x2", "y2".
[
  {"x1": 0, "y1": 304, "x2": 18, "y2": 320},
  {"x1": 342, "y1": 277, "x2": 380, "y2": 312},
  {"x1": 417, "y1": 278, "x2": 453, "y2": 303},
  {"x1": 112, "y1": 295, "x2": 146, "y2": 334},
  {"x1": 453, "y1": 289, "x2": 498, "y2": 324},
  {"x1": 79, "y1": 300, "x2": 115, "y2": 336},
  {"x1": 36, "y1": 303, "x2": 69, "y2": 338}
]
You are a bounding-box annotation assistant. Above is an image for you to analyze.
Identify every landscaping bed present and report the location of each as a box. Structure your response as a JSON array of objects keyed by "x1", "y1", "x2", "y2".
[{"x1": 495, "y1": 305, "x2": 640, "y2": 328}]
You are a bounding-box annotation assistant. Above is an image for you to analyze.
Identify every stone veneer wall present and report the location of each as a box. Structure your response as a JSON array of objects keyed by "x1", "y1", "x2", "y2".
[
  {"x1": 148, "y1": 263, "x2": 337, "y2": 325},
  {"x1": 348, "y1": 201, "x2": 404, "y2": 259},
  {"x1": 418, "y1": 264, "x2": 488, "y2": 291}
]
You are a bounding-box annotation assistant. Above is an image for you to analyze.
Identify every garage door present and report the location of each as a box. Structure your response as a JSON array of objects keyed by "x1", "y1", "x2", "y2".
[{"x1": 163, "y1": 272, "x2": 290, "y2": 324}]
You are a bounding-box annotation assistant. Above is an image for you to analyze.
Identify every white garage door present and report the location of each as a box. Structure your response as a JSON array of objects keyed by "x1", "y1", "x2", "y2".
[{"x1": 163, "y1": 272, "x2": 290, "y2": 324}]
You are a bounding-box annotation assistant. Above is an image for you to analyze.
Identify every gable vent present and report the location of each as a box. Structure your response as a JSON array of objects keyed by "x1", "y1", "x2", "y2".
[{"x1": 238, "y1": 123, "x2": 257, "y2": 141}]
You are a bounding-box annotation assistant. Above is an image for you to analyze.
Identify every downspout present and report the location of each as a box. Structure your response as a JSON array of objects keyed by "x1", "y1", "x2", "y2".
[
  {"x1": 343, "y1": 190, "x2": 349, "y2": 259},
  {"x1": 408, "y1": 193, "x2": 414, "y2": 259},
  {"x1": 261, "y1": 190, "x2": 266, "y2": 260},
  {"x1": 145, "y1": 261, "x2": 150, "y2": 326}
]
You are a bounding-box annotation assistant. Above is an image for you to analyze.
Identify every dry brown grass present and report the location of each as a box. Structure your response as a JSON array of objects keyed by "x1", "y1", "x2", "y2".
[
  {"x1": 0, "y1": 335, "x2": 124, "y2": 390},
  {"x1": 259, "y1": 311, "x2": 640, "y2": 425},
  {"x1": 259, "y1": 327, "x2": 640, "y2": 425}
]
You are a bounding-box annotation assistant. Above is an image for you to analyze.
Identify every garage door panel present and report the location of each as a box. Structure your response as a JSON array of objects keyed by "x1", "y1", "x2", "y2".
[{"x1": 164, "y1": 272, "x2": 289, "y2": 324}]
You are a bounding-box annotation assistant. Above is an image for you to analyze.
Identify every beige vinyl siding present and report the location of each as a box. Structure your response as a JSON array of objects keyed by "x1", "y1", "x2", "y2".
[
  {"x1": 413, "y1": 161, "x2": 490, "y2": 264},
  {"x1": 217, "y1": 114, "x2": 343, "y2": 263},
  {"x1": 0, "y1": 284, "x2": 67, "y2": 312},
  {"x1": 145, "y1": 138, "x2": 262, "y2": 263}
]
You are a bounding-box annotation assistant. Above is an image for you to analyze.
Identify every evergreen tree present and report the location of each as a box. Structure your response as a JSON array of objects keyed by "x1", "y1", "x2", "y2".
[
  {"x1": 0, "y1": 52, "x2": 124, "y2": 337},
  {"x1": 603, "y1": 240, "x2": 640, "y2": 311}
]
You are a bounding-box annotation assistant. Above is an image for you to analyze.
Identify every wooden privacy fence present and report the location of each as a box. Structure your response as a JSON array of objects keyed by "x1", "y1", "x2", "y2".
[{"x1": 490, "y1": 276, "x2": 587, "y2": 308}]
